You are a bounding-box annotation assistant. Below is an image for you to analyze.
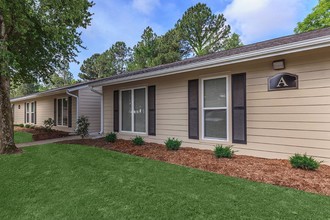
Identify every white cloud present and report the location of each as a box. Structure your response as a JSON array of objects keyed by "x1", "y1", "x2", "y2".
[
  {"x1": 132, "y1": 0, "x2": 160, "y2": 14},
  {"x1": 223, "y1": 0, "x2": 315, "y2": 43}
]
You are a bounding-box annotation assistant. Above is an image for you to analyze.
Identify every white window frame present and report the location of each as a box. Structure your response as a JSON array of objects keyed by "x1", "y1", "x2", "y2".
[
  {"x1": 119, "y1": 87, "x2": 148, "y2": 134},
  {"x1": 57, "y1": 97, "x2": 68, "y2": 127},
  {"x1": 201, "y1": 75, "x2": 229, "y2": 141},
  {"x1": 25, "y1": 102, "x2": 35, "y2": 124}
]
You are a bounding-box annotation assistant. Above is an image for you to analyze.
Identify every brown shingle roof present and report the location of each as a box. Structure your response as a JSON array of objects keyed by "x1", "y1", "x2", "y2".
[{"x1": 94, "y1": 27, "x2": 330, "y2": 84}]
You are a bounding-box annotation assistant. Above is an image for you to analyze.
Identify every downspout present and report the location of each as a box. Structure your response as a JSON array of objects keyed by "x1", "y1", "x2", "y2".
[
  {"x1": 89, "y1": 86, "x2": 103, "y2": 135},
  {"x1": 66, "y1": 89, "x2": 79, "y2": 125}
]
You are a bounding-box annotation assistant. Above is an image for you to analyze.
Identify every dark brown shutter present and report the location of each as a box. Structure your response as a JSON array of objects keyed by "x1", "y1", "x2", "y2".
[
  {"x1": 68, "y1": 97, "x2": 72, "y2": 128},
  {"x1": 232, "y1": 73, "x2": 247, "y2": 144},
  {"x1": 54, "y1": 99, "x2": 57, "y2": 126},
  {"x1": 113, "y1": 90, "x2": 119, "y2": 132},
  {"x1": 34, "y1": 101, "x2": 37, "y2": 124},
  {"x1": 188, "y1": 79, "x2": 199, "y2": 139},
  {"x1": 24, "y1": 102, "x2": 26, "y2": 123},
  {"x1": 148, "y1": 86, "x2": 156, "y2": 136}
]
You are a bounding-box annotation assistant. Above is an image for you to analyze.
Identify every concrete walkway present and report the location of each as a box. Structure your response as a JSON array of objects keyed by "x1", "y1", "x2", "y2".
[{"x1": 17, "y1": 135, "x2": 82, "y2": 148}]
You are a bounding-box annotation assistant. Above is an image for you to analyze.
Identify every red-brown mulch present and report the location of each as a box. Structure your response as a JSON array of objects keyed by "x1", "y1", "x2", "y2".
[
  {"x1": 15, "y1": 127, "x2": 69, "y2": 141},
  {"x1": 60, "y1": 138, "x2": 330, "y2": 196}
]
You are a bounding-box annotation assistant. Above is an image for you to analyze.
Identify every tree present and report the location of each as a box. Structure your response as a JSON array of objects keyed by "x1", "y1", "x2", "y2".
[
  {"x1": 0, "y1": 0, "x2": 93, "y2": 153},
  {"x1": 175, "y1": 3, "x2": 231, "y2": 56},
  {"x1": 78, "y1": 53, "x2": 102, "y2": 80},
  {"x1": 79, "y1": 42, "x2": 132, "y2": 80},
  {"x1": 294, "y1": 0, "x2": 330, "y2": 33},
  {"x1": 10, "y1": 83, "x2": 39, "y2": 98},
  {"x1": 99, "y1": 41, "x2": 132, "y2": 77},
  {"x1": 222, "y1": 33, "x2": 243, "y2": 50},
  {"x1": 129, "y1": 26, "x2": 159, "y2": 70}
]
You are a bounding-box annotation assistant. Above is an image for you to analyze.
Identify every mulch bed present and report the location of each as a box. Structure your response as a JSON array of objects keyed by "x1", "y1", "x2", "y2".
[
  {"x1": 60, "y1": 138, "x2": 330, "y2": 196},
  {"x1": 15, "y1": 127, "x2": 69, "y2": 141}
]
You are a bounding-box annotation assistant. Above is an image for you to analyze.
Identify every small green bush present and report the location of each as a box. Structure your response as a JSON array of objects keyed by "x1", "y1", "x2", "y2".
[
  {"x1": 289, "y1": 154, "x2": 321, "y2": 170},
  {"x1": 214, "y1": 145, "x2": 235, "y2": 158},
  {"x1": 24, "y1": 124, "x2": 31, "y2": 128},
  {"x1": 15, "y1": 124, "x2": 24, "y2": 127},
  {"x1": 43, "y1": 118, "x2": 55, "y2": 131},
  {"x1": 132, "y1": 136, "x2": 144, "y2": 146},
  {"x1": 105, "y1": 132, "x2": 117, "y2": 143},
  {"x1": 76, "y1": 115, "x2": 90, "y2": 139},
  {"x1": 165, "y1": 137, "x2": 182, "y2": 150}
]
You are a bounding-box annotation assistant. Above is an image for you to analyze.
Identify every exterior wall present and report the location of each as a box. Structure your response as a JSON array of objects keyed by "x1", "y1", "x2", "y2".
[
  {"x1": 12, "y1": 92, "x2": 77, "y2": 133},
  {"x1": 78, "y1": 87, "x2": 102, "y2": 133},
  {"x1": 103, "y1": 47, "x2": 330, "y2": 164}
]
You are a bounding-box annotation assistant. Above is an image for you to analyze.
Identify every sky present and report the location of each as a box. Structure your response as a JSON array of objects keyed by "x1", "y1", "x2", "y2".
[{"x1": 70, "y1": 0, "x2": 318, "y2": 78}]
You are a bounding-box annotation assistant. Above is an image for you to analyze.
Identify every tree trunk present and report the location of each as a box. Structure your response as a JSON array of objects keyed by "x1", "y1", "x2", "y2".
[{"x1": 0, "y1": 75, "x2": 20, "y2": 154}]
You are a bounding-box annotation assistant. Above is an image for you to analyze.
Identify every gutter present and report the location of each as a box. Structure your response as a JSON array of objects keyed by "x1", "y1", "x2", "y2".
[{"x1": 89, "y1": 86, "x2": 104, "y2": 135}]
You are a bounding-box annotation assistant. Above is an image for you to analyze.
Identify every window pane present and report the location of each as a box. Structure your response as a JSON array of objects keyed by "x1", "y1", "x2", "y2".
[
  {"x1": 31, "y1": 113, "x2": 35, "y2": 123},
  {"x1": 121, "y1": 90, "x2": 132, "y2": 131},
  {"x1": 134, "y1": 88, "x2": 146, "y2": 132},
  {"x1": 26, "y1": 113, "x2": 29, "y2": 123},
  {"x1": 26, "y1": 103, "x2": 29, "y2": 112},
  {"x1": 204, "y1": 78, "x2": 227, "y2": 108},
  {"x1": 31, "y1": 102, "x2": 35, "y2": 113},
  {"x1": 63, "y1": 98, "x2": 68, "y2": 126},
  {"x1": 204, "y1": 109, "x2": 227, "y2": 139},
  {"x1": 58, "y1": 99, "x2": 62, "y2": 125}
]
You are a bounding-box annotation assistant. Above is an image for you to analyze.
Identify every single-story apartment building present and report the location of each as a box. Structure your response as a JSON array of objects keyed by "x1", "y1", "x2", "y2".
[
  {"x1": 11, "y1": 82, "x2": 102, "y2": 133},
  {"x1": 89, "y1": 28, "x2": 330, "y2": 164}
]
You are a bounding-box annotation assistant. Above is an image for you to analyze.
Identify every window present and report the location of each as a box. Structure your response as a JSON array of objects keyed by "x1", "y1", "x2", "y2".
[
  {"x1": 202, "y1": 77, "x2": 228, "y2": 140},
  {"x1": 57, "y1": 98, "x2": 68, "y2": 126},
  {"x1": 25, "y1": 102, "x2": 35, "y2": 124},
  {"x1": 121, "y1": 88, "x2": 146, "y2": 133},
  {"x1": 26, "y1": 103, "x2": 30, "y2": 123},
  {"x1": 31, "y1": 102, "x2": 35, "y2": 124}
]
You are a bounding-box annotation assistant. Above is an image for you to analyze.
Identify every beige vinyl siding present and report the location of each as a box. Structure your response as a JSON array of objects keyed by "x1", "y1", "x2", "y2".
[
  {"x1": 78, "y1": 87, "x2": 102, "y2": 133},
  {"x1": 12, "y1": 92, "x2": 77, "y2": 132},
  {"x1": 102, "y1": 47, "x2": 330, "y2": 164}
]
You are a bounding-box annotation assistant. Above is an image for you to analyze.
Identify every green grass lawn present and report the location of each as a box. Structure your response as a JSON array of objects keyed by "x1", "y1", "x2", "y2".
[
  {"x1": 0, "y1": 144, "x2": 329, "y2": 219},
  {"x1": 14, "y1": 131, "x2": 33, "y2": 144}
]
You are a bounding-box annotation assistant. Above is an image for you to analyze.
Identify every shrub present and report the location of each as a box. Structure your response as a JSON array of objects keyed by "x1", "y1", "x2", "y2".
[
  {"x1": 214, "y1": 145, "x2": 235, "y2": 158},
  {"x1": 76, "y1": 115, "x2": 90, "y2": 139},
  {"x1": 15, "y1": 124, "x2": 24, "y2": 127},
  {"x1": 132, "y1": 136, "x2": 144, "y2": 146},
  {"x1": 165, "y1": 137, "x2": 182, "y2": 150},
  {"x1": 43, "y1": 118, "x2": 55, "y2": 131},
  {"x1": 105, "y1": 132, "x2": 117, "y2": 143},
  {"x1": 24, "y1": 124, "x2": 31, "y2": 128},
  {"x1": 289, "y1": 154, "x2": 321, "y2": 170}
]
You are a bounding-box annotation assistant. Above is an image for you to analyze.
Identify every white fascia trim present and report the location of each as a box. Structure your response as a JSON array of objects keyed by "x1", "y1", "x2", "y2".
[
  {"x1": 11, "y1": 85, "x2": 89, "y2": 103},
  {"x1": 91, "y1": 36, "x2": 330, "y2": 87}
]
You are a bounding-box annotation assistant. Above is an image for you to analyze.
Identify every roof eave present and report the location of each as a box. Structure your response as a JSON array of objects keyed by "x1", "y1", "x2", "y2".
[{"x1": 90, "y1": 35, "x2": 330, "y2": 88}]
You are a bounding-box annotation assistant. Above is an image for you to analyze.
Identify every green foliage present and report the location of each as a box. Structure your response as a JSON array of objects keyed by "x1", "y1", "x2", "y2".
[
  {"x1": 132, "y1": 136, "x2": 144, "y2": 146},
  {"x1": 10, "y1": 83, "x2": 39, "y2": 98},
  {"x1": 105, "y1": 132, "x2": 117, "y2": 143},
  {"x1": 1, "y1": 0, "x2": 94, "y2": 85},
  {"x1": 295, "y1": 0, "x2": 330, "y2": 33},
  {"x1": 76, "y1": 115, "x2": 90, "y2": 138},
  {"x1": 289, "y1": 154, "x2": 321, "y2": 170},
  {"x1": 223, "y1": 33, "x2": 244, "y2": 50},
  {"x1": 164, "y1": 137, "x2": 182, "y2": 150},
  {"x1": 175, "y1": 3, "x2": 231, "y2": 56},
  {"x1": 24, "y1": 124, "x2": 31, "y2": 128},
  {"x1": 214, "y1": 145, "x2": 235, "y2": 158},
  {"x1": 79, "y1": 42, "x2": 132, "y2": 80},
  {"x1": 43, "y1": 118, "x2": 55, "y2": 131},
  {"x1": 15, "y1": 124, "x2": 24, "y2": 127}
]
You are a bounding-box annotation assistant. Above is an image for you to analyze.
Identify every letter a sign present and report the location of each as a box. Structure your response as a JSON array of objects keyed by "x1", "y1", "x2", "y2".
[{"x1": 268, "y1": 73, "x2": 298, "y2": 91}]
